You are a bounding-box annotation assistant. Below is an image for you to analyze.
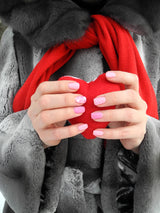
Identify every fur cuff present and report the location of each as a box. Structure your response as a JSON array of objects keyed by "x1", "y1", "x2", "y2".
[
  {"x1": 134, "y1": 116, "x2": 160, "y2": 213},
  {"x1": 1, "y1": 0, "x2": 160, "y2": 49}
]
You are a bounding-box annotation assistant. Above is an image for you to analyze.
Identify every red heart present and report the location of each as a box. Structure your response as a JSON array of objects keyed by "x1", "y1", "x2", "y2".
[{"x1": 59, "y1": 73, "x2": 121, "y2": 139}]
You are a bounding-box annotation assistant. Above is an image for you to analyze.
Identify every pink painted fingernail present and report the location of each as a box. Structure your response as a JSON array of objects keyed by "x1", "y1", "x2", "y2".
[
  {"x1": 94, "y1": 96, "x2": 106, "y2": 105},
  {"x1": 78, "y1": 124, "x2": 88, "y2": 131},
  {"x1": 91, "y1": 112, "x2": 103, "y2": 120},
  {"x1": 69, "y1": 82, "x2": 80, "y2": 90},
  {"x1": 93, "y1": 130, "x2": 104, "y2": 136},
  {"x1": 106, "y1": 72, "x2": 116, "y2": 78},
  {"x1": 74, "y1": 106, "x2": 85, "y2": 114},
  {"x1": 75, "y1": 96, "x2": 87, "y2": 104}
]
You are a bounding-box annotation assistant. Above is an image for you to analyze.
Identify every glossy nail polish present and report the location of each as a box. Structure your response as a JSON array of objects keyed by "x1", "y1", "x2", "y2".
[
  {"x1": 94, "y1": 96, "x2": 106, "y2": 105},
  {"x1": 74, "y1": 106, "x2": 85, "y2": 114},
  {"x1": 78, "y1": 124, "x2": 88, "y2": 131},
  {"x1": 93, "y1": 130, "x2": 104, "y2": 136},
  {"x1": 69, "y1": 82, "x2": 80, "y2": 90},
  {"x1": 91, "y1": 112, "x2": 103, "y2": 120},
  {"x1": 75, "y1": 96, "x2": 87, "y2": 104},
  {"x1": 106, "y1": 72, "x2": 116, "y2": 78}
]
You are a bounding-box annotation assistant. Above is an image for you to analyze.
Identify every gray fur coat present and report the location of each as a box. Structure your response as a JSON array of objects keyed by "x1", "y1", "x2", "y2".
[{"x1": 0, "y1": 0, "x2": 160, "y2": 212}]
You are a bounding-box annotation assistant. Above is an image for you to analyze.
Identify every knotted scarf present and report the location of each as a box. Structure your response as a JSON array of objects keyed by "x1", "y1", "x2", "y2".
[{"x1": 13, "y1": 15, "x2": 158, "y2": 119}]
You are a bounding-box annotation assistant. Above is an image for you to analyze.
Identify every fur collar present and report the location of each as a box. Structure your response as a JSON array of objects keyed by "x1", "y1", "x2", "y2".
[{"x1": 0, "y1": 0, "x2": 160, "y2": 49}]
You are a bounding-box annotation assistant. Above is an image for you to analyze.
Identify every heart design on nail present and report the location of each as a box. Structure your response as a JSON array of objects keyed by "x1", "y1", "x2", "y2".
[{"x1": 59, "y1": 73, "x2": 121, "y2": 139}]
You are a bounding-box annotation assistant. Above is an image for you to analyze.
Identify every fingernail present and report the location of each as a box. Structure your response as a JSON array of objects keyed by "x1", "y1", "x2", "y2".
[
  {"x1": 93, "y1": 130, "x2": 104, "y2": 136},
  {"x1": 69, "y1": 82, "x2": 80, "y2": 90},
  {"x1": 78, "y1": 124, "x2": 88, "y2": 131},
  {"x1": 91, "y1": 112, "x2": 103, "y2": 120},
  {"x1": 74, "y1": 106, "x2": 85, "y2": 114},
  {"x1": 106, "y1": 72, "x2": 116, "y2": 78},
  {"x1": 75, "y1": 96, "x2": 87, "y2": 104},
  {"x1": 94, "y1": 96, "x2": 106, "y2": 105}
]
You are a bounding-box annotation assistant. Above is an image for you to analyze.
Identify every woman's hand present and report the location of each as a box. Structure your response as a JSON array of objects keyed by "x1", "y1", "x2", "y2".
[
  {"x1": 91, "y1": 71, "x2": 148, "y2": 153},
  {"x1": 27, "y1": 80, "x2": 88, "y2": 147}
]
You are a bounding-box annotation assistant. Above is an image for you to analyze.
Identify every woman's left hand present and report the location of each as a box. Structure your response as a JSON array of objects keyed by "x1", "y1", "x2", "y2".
[{"x1": 92, "y1": 71, "x2": 148, "y2": 153}]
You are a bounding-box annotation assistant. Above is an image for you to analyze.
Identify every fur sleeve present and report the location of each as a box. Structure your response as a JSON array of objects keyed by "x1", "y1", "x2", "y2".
[
  {"x1": 0, "y1": 28, "x2": 45, "y2": 213},
  {"x1": 133, "y1": 116, "x2": 160, "y2": 212},
  {"x1": 99, "y1": 0, "x2": 160, "y2": 34},
  {"x1": 0, "y1": 0, "x2": 91, "y2": 49}
]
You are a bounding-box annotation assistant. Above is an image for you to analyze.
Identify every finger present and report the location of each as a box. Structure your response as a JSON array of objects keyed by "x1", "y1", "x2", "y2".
[
  {"x1": 93, "y1": 123, "x2": 146, "y2": 140},
  {"x1": 94, "y1": 89, "x2": 147, "y2": 110},
  {"x1": 35, "y1": 106, "x2": 85, "y2": 129},
  {"x1": 91, "y1": 108, "x2": 145, "y2": 123},
  {"x1": 31, "y1": 80, "x2": 80, "y2": 101},
  {"x1": 106, "y1": 71, "x2": 139, "y2": 92},
  {"x1": 30, "y1": 93, "x2": 86, "y2": 116},
  {"x1": 39, "y1": 123, "x2": 88, "y2": 146},
  {"x1": 120, "y1": 138, "x2": 144, "y2": 151}
]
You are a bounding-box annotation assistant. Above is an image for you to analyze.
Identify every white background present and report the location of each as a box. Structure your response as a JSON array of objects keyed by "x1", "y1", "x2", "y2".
[{"x1": 0, "y1": 192, "x2": 5, "y2": 213}]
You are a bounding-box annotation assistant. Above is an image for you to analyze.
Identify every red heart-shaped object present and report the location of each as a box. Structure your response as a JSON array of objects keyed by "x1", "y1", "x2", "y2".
[{"x1": 59, "y1": 73, "x2": 121, "y2": 139}]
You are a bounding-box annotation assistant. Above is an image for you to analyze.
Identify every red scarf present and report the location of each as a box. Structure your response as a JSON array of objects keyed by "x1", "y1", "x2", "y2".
[{"x1": 13, "y1": 15, "x2": 158, "y2": 119}]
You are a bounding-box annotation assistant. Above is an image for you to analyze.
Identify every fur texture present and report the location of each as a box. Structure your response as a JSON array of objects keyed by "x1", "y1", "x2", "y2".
[{"x1": 0, "y1": 0, "x2": 160, "y2": 49}]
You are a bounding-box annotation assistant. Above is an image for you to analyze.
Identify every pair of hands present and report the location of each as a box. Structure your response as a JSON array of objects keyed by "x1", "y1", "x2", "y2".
[{"x1": 27, "y1": 71, "x2": 148, "y2": 153}]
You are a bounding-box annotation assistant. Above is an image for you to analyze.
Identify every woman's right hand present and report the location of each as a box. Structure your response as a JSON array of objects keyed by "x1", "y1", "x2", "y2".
[{"x1": 27, "y1": 80, "x2": 88, "y2": 147}]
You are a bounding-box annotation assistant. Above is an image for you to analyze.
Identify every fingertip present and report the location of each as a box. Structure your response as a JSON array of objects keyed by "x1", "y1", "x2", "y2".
[
  {"x1": 74, "y1": 106, "x2": 85, "y2": 114},
  {"x1": 78, "y1": 124, "x2": 88, "y2": 131},
  {"x1": 106, "y1": 71, "x2": 116, "y2": 79},
  {"x1": 68, "y1": 82, "x2": 80, "y2": 90},
  {"x1": 93, "y1": 130, "x2": 104, "y2": 137}
]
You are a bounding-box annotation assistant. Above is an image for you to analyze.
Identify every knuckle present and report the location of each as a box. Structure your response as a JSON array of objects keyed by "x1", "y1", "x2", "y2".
[
  {"x1": 39, "y1": 95, "x2": 49, "y2": 109},
  {"x1": 107, "y1": 111, "x2": 113, "y2": 121},
  {"x1": 107, "y1": 130, "x2": 113, "y2": 139},
  {"x1": 31, "y1": 119, "x2": 37, "y2": 130},
  {"x1": 64, "y1": 94, "x2": 71, "y2": 106},
  {"x1": 68, "y1": 126, "x2": 76, "y2": 137},
  {"x1": 27, "y1": 108, "x2": 32, "y2": 118},
  {"x1": 110, "y1": 93, "x2": 118, "y2": 104},
  {"x1": 37, "y1": 82, "x2": 47, "y2": 94},
  {"x1": 58, "y1": 81, "x2": 67, "y2": 92},
  {"x1": 134, "y1": 74, "x2": 139, "y2": 83},
  {"x1": 31, "y1": 94, "x2": 35, "y2": 102},
  {"x1": 65, "y1": 107, "x2": 73, "y2": 117},
  {"x1": 39, "y1": 111, "x2": 49, "y2": 126},
  {"x1": 144, "y1": 114, "x2": 148, "y2": 124},
  {"x1": 140, "y1": 125, "x2": 147, "y2": 137},
  {"x1": 128, "y1": 89, "x2": 136, "y2": 98},
  {"x1": 52, "y1": 128, "x2": 61, "y2": 140},
  {"x1": 142, "y1": 100, "x2": 148, "y2": 111},
  {"x1": 27, "y1": 106, "x2": 35, "y2": 119},
  {"x1": 126, "y1": 108, "x2": 135, "y2": 121},
  {"x1": 140, "y1": 131, "x2": 145, "y2": 140},
  {"x1": 39, "y1": 132, "x2": 46, "y2": 143}
]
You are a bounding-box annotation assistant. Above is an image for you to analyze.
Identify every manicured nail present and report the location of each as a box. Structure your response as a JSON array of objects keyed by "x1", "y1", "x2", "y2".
[
  {"x1": 93, "y1": 130, "x2": 104, "y2": 136},
  {"x1": 106, "y1": 72, "x2": 116, "y2": 78},
  {"x1": 78, "y1": 124, "x2": 88, "y2": 131},
  {"x1": 69, "y1": 82, "x2": 80, "y2": 90},
  {"x1": 94, "y1": 96, "x2": 106, "y2": 105},
  {"x1": 91, "y1": 112, "x2": 103, "y2": 120},
  {"x1": 74, "y1": 106, "x2": 85, "y2": 114},
  {"x1": 75, "y1": 96, "x2": 87, "y2": 104}
]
